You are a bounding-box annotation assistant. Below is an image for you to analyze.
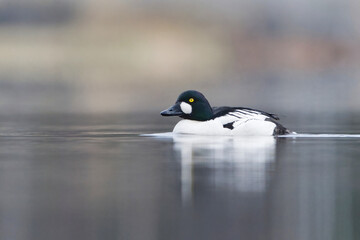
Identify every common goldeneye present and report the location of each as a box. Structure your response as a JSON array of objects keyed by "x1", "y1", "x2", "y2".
[{"x1": 160, "y1": 90, "x2": 292, "y2": 136}]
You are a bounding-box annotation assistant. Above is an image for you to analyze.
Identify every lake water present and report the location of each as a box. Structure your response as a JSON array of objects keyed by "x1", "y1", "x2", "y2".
[{"x1": 0, "y1": 113, "x2": 359, "y2": 240}]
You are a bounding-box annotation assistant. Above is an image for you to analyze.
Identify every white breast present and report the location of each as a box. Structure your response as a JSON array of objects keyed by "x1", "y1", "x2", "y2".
[
  {"x1": 173, "y1": 119, "x2": 228, "y2": 135},
  {"x1": 173, "y1": 119, "x2": 276, "y2": 136}
]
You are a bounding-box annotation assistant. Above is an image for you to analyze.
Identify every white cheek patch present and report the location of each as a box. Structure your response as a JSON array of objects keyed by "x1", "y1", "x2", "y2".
[{"x1": 180, "y1": 102, "x2": 192, "y2": 114}]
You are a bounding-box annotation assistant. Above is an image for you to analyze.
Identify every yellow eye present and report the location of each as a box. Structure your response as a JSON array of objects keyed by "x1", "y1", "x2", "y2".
[{"x1": 189, "y1": 98, "x2": 194, "y2": 103}]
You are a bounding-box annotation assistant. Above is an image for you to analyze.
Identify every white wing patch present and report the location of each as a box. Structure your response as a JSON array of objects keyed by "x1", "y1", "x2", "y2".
[{"x1": 216, "y1": 109, "x2": 269, "y2": 127}]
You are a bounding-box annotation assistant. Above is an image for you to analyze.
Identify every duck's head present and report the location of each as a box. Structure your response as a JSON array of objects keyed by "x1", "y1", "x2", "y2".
[{"x1": 161, "y1": 90, "x2": 213, "y2": 121}]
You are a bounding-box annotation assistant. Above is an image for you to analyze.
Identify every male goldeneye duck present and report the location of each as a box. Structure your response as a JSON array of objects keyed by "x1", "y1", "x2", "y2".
[{"x1": 160, "y1": 90, "x2": 292, "y2": 136}]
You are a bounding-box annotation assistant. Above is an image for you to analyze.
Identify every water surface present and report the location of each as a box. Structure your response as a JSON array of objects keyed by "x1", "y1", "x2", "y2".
[{"x1": 0, "y1": 113, "x2": 359, "y2": 240}]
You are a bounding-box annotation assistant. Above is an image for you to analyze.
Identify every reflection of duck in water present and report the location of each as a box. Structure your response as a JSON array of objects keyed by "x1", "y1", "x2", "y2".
[
  {"x1": 172, "y1": 135, "x2": 277, "y2": 202},
  {"x1": 161, "y1": 90, "x2": 292, "y2": 136}
]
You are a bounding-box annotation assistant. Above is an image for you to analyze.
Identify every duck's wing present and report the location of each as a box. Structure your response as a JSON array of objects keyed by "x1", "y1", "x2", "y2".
[
  {"x1": 213, "y1": 107, "x2": 279, "y2": 120},
  {"x1": 212, "y1": 107, "x2": 280, "y2": 128},
  {"x1": 212, "y1": 107, "x2": 291, "y2": 134}
]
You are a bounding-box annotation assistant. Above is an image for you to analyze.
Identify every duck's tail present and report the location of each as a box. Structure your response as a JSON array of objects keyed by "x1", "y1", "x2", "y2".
[{"x1": 273, "y1": 124, "x2": 295, "y2": 135}]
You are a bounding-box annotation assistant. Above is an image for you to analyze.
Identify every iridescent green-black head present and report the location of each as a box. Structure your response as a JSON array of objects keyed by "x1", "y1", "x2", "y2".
[{"x1": 161, "y1": 90, "x2": 213, "y2": 121}]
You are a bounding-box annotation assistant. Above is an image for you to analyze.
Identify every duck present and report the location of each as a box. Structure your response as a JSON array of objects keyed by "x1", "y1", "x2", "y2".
[{"x1": 160, "y1": 90, "x2": 292, "y2": 136}]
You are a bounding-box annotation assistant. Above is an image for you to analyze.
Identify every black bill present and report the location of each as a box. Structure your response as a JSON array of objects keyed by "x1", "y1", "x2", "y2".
[{"x1": 160, "y1": 103, "x2": 182, "y2": 116}]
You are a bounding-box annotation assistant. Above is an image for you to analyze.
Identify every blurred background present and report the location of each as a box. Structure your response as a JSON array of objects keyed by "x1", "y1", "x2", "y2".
[
  {"x1": 0, "y1": 0, "x2": 359, "y2": 115},
  {"x1": 2, "y1": 2, "x2": 360, "y2": 240}
]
